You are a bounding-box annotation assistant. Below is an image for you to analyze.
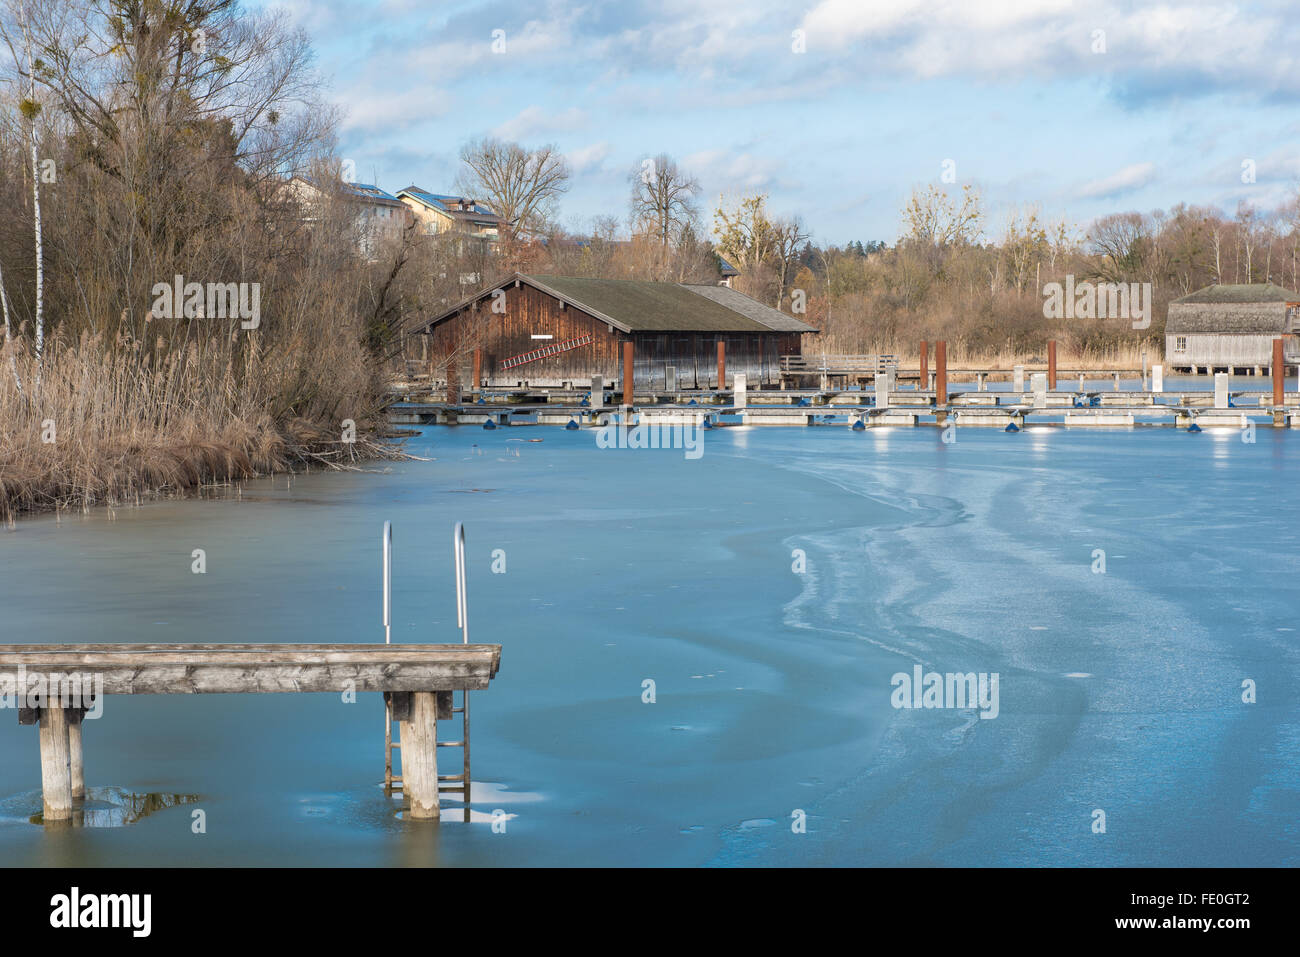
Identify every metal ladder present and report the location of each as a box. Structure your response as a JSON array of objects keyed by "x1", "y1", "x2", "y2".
[{"x1": 383, "y1": 521, "x2": 473, "y2": 823}]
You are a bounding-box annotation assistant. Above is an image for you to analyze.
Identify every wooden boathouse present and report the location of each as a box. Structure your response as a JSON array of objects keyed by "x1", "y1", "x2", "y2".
[
  {"x1": 1165, "y1": 283, "x2": 1300, "y2": 374},
  {"x1": 417, "y1": 273, "x2": 817, "y2": 392}
]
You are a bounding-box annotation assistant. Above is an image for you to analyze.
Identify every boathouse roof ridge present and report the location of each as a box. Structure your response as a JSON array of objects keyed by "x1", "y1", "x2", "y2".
[{"x1": 1173, "y1": 283, "x2": 1300, "y2": 305}]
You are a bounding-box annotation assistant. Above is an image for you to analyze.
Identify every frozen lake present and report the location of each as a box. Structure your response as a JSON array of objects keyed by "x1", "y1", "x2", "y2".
[{"x1": 1, "y1": 424, "x2": 1297, "y2": 866}]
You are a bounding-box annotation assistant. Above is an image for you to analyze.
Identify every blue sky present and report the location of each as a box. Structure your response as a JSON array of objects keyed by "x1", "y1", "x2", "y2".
[{"x1": 264, "y1": 0, "x2": 1300, "y2": 245}]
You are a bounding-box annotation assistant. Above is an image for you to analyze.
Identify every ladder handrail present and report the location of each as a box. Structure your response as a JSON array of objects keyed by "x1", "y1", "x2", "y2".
[
  {"x1": 454, "y1": 521, "x2": 468, "y2": 644},
  {"x1": 382, "y1": 520, "x2": 392, "y2": 645}
]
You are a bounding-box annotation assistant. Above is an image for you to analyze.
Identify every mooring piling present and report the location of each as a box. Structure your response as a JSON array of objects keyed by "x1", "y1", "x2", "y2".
[
  {"x1": 935, "y1": 340, "x2": 948, "y2": 408},
  {"x1": 623, "y1": 343, "x2": 634, "y2": 406},
  {"x1": 1274, "y1": 338, "x2": 1285, "y2": 407},
  {"x1": 38, "y1": 705, "x2": 72, "y2": 822}
]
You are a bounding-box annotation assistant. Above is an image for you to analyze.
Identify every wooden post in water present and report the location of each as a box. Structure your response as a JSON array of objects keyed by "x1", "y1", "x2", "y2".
[
  {"x1": 1274, "y1": 338, "x2": 1285, "y2": 406},
  {"x1": 623, "y1": 342, "x2": 634, "y2": 407},
  {"x1": 68, "y1": 709, "x2": 85, "y2": 802},
  {"x1": 472, "y1": 348, "x2": 482, "y2": 397},
  {"x1": 1047, "y1": 341, "x2": 1057, "y2": 391},
  {"x1": 39, "y1": 706, "x2": 72, "y2": 822},
  {"x1": 935, "y1": 341, "x2": 948, "y2": 411},
  {"x1": 1273, "y1": 338, "x2": 1285, "y2": 425},
  {"x1": 403, "y1": 692, "x2": 440, "y2": 821},
  {"x1": 717, "y1": 340, "x2": 726, "y2": 390},
  {"x1": 919, "y1": 341, "x2": 928, "y2": 390}
]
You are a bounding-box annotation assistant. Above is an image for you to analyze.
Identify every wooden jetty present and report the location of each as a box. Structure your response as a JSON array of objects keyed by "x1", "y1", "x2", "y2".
[{"x1": 1, "y1": 643, "x2": 502, "y2": 824}]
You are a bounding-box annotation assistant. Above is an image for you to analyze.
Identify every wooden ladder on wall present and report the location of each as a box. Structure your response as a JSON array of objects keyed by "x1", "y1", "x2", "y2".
[{"x1": 381, "y1": 521, "x2": 473, "y2": 823}]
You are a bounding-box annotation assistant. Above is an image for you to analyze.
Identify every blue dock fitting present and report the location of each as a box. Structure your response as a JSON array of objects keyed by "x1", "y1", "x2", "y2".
[
  {"x1": 1188, "y1": 421, "x2": 1202, "y2": 432},
  {"x1": 482, "y1": 419, "x2": 497, "y2": 430},
  {"x1": 1005, "y1": 421, "x2": 1020, "y2": 432},
  {"x1": 851, "y1": 419, "x2": 866, "y2": 431},
  {"x1": 565, "y1": 419, "x2": 579, "y2": 430}
]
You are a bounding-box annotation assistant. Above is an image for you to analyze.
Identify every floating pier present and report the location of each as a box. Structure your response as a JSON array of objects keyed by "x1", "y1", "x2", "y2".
[
  {"x1": 390, "y1": 392, "x2": 1300, "y2": 431},
  {"x1": 392, "y1": 337, "x2": 1300, "y2": 431}
]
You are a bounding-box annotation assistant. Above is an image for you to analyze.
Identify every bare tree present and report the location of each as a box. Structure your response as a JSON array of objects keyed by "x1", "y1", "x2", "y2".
[
  {"x1": 770, "y1": 216, "x2": 809, "y2": 310},
  {"x1": 13, "y1": 0, "x2": 41, "y2": 385},
  {"x1": 1087, "y1": 212, "x2": 1149, "y2": 283},
  {"x1": 628, "y1": 154, "x2": 699, "y2": 248},
  {"x1": 456, "y1": 137, "x2": 570, "y2": 240}
]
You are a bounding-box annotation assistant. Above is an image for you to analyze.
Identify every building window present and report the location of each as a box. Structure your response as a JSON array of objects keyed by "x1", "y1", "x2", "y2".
[{"x1": 1175, "y1": 336, "x2": 1187, "y2": 352}]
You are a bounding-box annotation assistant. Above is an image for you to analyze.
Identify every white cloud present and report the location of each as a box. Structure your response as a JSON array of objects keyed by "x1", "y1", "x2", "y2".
[
  {"x1": 1077, "y1": 162, "x2": 1157, "y2": 200},
  {"x1": 566, "y1": 142, "x2": 612, "y2": 174},
  {"x1": 492, "y1": 106, "x2": 588, "y2": 141},
  {"x1": 340, "y1": 86, "x2": 449, "y2": 134}
]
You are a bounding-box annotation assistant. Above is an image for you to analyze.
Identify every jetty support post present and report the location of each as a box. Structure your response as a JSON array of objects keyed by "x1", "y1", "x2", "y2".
[
  {"x1": 623, "y1": 342, "x2": 634, "y2": 408},
  {"x1": 472, "y1": 348, "x2": 482, "y2": 398},
  {"x1": 1013, "y1": 365, "x2": 1025, "y2": 393},
  {"x1": 38, "y1": 706, "x2": 73, "y2": 823},
  {"x1": 1215, "y1": 372, "x2": 1229, "y2": 410},
  {"x1": 935, "y1": 340, "x2": 948, "y2": 422},
  {"x1": 1274, "y1": 338, "x2": 1285, "y2": 407},
  {"x1": 733, "y1": 373, "x2": 748, "y2": 409},
  {"x1": 68, "y1": 708, "x2": 85, "y2": 802},
  {"x1": 1273, "y1": 338, "x2": 1285, "y2": 425},
  {"x1": 717, "y1": 340, "x2": 726, "y2": 390},
  {"x1": 403, "y1": 692, "x2": 440, "y2": 821},
  {"x1": 1048, "y1": 341, "x2": 1057, "y2": 391},
  {"x1": 1152, "y1": 364, "x2": 1163, "y2": 394},
  {"x1": 919, "y1": 341, "x2": 928, "y2": 391}
]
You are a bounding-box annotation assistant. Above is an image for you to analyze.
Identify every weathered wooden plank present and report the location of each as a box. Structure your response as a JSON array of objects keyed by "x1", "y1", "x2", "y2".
[
  {"x1": 385, "y1": 691, "x2": 412, "y2": 722},
  {"x1": 436, "y1": 690, "x2": 453, "y2": 720},
  {"x1": 3, "y1": 666, "x2": 494, "y2": 695},
  {"x1": 0, "y1": 647, "x2": 496, "y2": 655},
  {"x1": 0, "y1": 644, "x2": 501, "y2": 695},
  {"x1": 68, "y1": 708, "x2": 85, "y2": 801},
  {"x1": 0, "y1": 643, "x2": 500, "y2": 660}
]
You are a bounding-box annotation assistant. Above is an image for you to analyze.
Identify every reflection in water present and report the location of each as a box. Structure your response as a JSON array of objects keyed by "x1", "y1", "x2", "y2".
[{"x1": 27, "y1": 787, "x2": 200, "y2": 828}]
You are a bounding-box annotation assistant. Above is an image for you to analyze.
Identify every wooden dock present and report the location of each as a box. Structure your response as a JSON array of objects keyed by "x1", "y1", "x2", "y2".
[
  {"x1": 389, "y1": 389, "x2": 1300, "y2": 430},
  {"x1": 1, "y1": 643, "x2": 502, "y2": 824}
]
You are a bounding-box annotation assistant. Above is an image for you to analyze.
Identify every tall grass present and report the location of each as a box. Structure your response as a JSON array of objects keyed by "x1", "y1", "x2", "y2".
[{"x1": 0, "y1": 330, "x2": 391, "y2": 522}]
